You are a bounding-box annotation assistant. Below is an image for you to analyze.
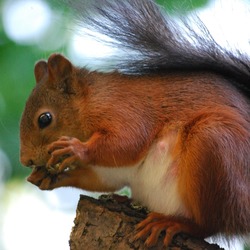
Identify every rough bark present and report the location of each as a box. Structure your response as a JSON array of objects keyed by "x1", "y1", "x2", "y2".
[{"x1": 70, "y1": 194, "x2": 224, "y2": 250}]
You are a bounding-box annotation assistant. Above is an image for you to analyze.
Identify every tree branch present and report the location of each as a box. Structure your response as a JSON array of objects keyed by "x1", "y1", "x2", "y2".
[{"x1": 70, "y1": 194, "x2": 224, "y2": 250}]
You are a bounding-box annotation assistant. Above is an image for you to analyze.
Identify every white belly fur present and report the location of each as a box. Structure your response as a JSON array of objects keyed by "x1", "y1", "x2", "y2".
[{"x1": 93, "y1": 135, "x2": 188, "y2": 217}]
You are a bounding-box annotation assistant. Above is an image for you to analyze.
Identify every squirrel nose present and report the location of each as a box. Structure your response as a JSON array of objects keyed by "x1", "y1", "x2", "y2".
[
  {"x1": 20, "y1": 148, "x2": 34, "y2": 167},
  {"x1": 20, "y1": 154, "x2": 35, "y2": 167},
  {"x1": 26, "y1": 159, "x2": 34, "y2": 167}
]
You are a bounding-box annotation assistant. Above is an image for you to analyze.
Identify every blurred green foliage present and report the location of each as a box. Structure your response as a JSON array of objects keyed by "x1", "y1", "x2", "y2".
[
  {"x1": 0, "y1": 39, "x2": 45, "y2": 178},
  {"x1": 0, "y1": 5, "x2": 55, "y2": 179},
  {"x1": 156, "y1": 0, "x2": 210, "y2": 13}
]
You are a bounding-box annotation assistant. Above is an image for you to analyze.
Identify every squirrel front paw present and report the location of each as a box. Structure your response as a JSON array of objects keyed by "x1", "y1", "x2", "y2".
[
  {"x1": 46, "y1": 136, "x2": 89, "y2": 173},
  {"x1": 27, "y1": 166, "x2": 70, "y2": 190}
]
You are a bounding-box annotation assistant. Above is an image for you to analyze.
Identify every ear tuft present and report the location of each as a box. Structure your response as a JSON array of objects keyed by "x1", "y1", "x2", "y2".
[
  {"x1": 34, "y1": 60, "x2": 48, "y2": 83},
  {"x1": 47, "y1": 54, "x2": 73, "y2": 82}
]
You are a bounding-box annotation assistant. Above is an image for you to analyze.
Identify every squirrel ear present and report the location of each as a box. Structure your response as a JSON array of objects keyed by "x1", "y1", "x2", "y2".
[
  {"x1": 47, "y1": 54, "x2": 73, "y2": 83},
  {"x1": 34, "y1": 60, "x2": 48, "y2": 83}
]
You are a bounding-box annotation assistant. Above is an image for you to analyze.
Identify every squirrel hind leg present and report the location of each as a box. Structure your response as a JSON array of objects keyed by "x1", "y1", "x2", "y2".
[
  {"x1": 178, "y1": 107, "x2": 250, "y2": 235},
  {"x1": 134, "y1": 212, "x2": 208, "y2": 247}
]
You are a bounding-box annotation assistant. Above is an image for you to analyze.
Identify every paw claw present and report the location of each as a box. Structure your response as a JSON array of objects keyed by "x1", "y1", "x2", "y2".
[
  {"x1": 135, "y1": 213, "x2": 201, "y2": 247},
  {"x1": 134, "y1": 231, "x2": 145, "y2": 241}
]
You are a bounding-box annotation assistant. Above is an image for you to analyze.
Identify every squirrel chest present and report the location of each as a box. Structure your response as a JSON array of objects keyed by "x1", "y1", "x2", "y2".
[{"x1": 93, "y1": 132, "x2": 187, "y2": 217}]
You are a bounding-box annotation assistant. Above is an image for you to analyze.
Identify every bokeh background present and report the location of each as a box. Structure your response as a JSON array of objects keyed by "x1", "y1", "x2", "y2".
[{"x1": 0, "y1": 0, "x2": 250, "y2": 249}]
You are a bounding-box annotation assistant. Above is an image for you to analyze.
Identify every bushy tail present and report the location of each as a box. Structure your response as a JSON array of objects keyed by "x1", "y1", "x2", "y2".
[{"x1": 68, "y1": 0, "x2": 250, "y2": 97}]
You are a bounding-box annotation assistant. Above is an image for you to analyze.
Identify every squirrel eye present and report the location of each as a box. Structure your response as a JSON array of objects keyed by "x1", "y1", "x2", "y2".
[{"x1": 38, "y1": 112, "x2": 52, "y2": 129}]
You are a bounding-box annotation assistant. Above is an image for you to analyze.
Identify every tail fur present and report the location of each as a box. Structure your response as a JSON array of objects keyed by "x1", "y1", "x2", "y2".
[{"x1": 68, "y1": 0, "x2": 250, "y2": 98}]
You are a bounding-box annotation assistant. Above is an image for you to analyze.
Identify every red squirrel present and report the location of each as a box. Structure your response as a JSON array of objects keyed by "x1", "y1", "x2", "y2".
[{"x1": 20, "y1": 0, "x2": 250, "y2": 247}]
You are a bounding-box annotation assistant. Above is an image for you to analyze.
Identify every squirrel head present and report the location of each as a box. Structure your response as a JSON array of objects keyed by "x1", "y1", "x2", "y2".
[{"x1": 20, "y1": 54, "x2": 87, "y2": 168}]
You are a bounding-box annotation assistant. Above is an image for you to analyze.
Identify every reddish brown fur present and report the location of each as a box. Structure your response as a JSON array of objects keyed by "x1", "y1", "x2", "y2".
[
  {"x1": 177, "y1": 108, "x2": 250, "y2": 235},
  {"x1": 20, "y1": 54, "x2": 250, "y2": 244}
]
